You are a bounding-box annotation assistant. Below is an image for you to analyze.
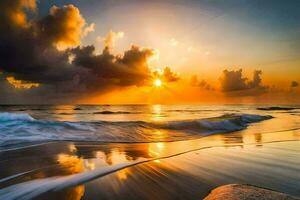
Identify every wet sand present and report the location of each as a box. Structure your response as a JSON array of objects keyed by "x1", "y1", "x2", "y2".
[{"x1": 0, "y1": 127, "x2": 299, "y2": 200}]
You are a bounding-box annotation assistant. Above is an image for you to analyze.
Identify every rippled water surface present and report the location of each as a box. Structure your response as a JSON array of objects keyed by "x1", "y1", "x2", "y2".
[{"x1": 0, "y1": 105, "x2": 299, "y2": 199}]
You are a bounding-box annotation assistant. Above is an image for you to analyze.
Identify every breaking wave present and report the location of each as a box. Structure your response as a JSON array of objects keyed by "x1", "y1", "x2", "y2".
[{"x1": 0, "y1": 112, "x2": 272, "y2": 149}]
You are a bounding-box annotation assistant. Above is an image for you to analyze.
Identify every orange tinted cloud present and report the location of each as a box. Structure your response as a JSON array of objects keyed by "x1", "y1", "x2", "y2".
[
  {"x1": 153, "y1": 67, "x2": 180, "y2": 83},
  {"x1": 0, "y1": 0, "x2": 37, "y2": 27},
  {"x1": 38, "y1": 4, "x2": 86, "y2": 50},
  {"x1": 102, "y1": 30, "x2": 124, "y2": 49},
  {"x1": 6, "y1": 76, "x2": 39, "y2": 89}
]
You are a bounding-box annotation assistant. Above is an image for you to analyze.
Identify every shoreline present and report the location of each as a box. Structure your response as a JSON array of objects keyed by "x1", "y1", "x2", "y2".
[{"x1": 0, "y1": 139, "x2": 299, "y2": 199}]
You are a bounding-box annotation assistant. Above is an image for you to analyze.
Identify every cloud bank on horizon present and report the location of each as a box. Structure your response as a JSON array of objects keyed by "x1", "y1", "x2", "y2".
[
  {"x1": 0, "y1": 0, "x2": 180, "y2": 103},
  {"x1": 0, "y1": 0, "x2": 299, "y2": 104}
]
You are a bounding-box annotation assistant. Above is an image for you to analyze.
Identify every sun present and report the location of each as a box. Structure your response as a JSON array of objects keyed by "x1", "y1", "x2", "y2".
[{"x1": 154, "y1": 79, "x2": 162, "y2": 87}]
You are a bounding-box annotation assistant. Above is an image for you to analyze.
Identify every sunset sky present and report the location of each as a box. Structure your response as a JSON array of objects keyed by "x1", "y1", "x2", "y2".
[{"x1": 0, "y1": 0, "x2": 300, "y2": 104}]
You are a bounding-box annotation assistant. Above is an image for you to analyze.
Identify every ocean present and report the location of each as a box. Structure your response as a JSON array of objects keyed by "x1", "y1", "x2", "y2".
[{"x1": 0, "y1": 104, "x2": 299, "y2": 199}]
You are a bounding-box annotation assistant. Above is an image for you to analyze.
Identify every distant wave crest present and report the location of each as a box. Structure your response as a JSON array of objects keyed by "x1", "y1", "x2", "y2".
[
  {"x1": 93, "y1": 111, "x2": 136, "y2": 114},
  {"x1": 257, "y1": 106, "x2": 298, "y2": 111},
  {"x1": 0, "y1": 112, "x2": 35, "y2": 122}
]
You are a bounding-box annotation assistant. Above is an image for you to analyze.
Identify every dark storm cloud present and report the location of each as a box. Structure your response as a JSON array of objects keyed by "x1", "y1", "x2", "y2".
[
  {"x1": 70, "y1": 45, "x2": 154, "y2": 88},
  {"x1": 0, "y1": 0, "x2": 36, "y2": 30},
  {"x1": 219, "y1": 69, "x2": 266, "y2": 94},
  {"x1": 0, "y1": 0, "x2": 157, "y2": 102},
  {"x1": 0, "y1": 0, "x2": 85, "y2": 84}
]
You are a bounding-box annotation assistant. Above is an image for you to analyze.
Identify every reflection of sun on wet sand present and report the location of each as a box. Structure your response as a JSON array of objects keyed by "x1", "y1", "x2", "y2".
[{"x1": 0, "y1": 126, "x2": 299, "y2": 199}]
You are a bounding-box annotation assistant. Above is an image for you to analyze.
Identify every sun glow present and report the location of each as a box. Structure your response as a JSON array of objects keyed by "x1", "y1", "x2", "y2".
[{"x1": 154, "y1": 79, "x2": 162, "y2": 87}]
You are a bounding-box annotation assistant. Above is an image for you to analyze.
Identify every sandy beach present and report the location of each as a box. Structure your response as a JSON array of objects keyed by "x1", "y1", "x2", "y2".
[{"x1": 0, "y1": 113, "x2": 299, "y2": 199}]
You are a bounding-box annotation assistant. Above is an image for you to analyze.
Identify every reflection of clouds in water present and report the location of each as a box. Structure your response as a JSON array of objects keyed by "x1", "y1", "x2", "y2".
[
  {"x1": 68, "y1": 142, "x2": 168, "y2": 170},
  {"x1": 57, "y1": 154, "x2": 84, "y2": 174},
  {"x1": 78, "y1": 142, "x2": 166, "y2": 166},
  {"x1": 43, "y1": 141, "x2": 300, "y2": 200},
  {"x1": 117, "y1": 168, "x2": 131, "y2": 181},
  {"x1": 71, "y1": 128, "x2": 300, "y2": 170},
  {"x1": 55, "y1": 153, "x2": 86, "y2": 200},
  {"x1": 221, "y1": 133, "x2": 244, "y2": 148},
  {"x1": 95, "y1": 149, "x2": 140, "y2": 165},
  {"x1": 108, "y1": 151, "x2": 127, "y2": 165},
  {"x1": 75, "y1": 143, "x2": 152, "y2": 166},
  {"x1": 221, "y1": 132, "x2": 265, "y2": 148},
  {"x1": 68, "y1": 144, "x2": 77, "y2": 153},
  {"x1": 84, "y1": 160, "x2": 96, "y2": 170},
  {"x1": 58, "y1": 185, "x2": 85, "y2": 200}
]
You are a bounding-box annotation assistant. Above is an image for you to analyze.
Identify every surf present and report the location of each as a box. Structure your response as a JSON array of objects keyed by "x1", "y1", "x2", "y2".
[{"x1": 0, "y1": 112, "x2": 272, "y2": 149}]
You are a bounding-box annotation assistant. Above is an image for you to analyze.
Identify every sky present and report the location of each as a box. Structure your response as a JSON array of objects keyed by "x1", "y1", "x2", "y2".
[{"x1": 0, "y1": 0, "x2": 299, "y2": 104}]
